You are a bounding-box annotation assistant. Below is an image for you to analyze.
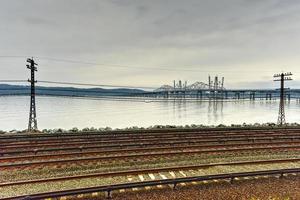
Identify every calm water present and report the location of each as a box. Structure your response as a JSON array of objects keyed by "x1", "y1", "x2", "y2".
[{"x1": 0, "y1": 96, "x2": 300, "y2": 131}]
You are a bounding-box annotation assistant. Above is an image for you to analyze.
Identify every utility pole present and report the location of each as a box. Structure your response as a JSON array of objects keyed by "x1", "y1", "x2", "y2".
[
  {"x1": 273, "y1": 72, "x2": 292, "y2": 126},
  {"x1": 27, "y1": 58, "x2": 38, "y2": 132}
]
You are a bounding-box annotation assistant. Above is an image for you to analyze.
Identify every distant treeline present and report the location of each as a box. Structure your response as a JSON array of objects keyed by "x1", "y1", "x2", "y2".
[{"x1": 0, "y1": 84, "x2": 146, "y2": 97}]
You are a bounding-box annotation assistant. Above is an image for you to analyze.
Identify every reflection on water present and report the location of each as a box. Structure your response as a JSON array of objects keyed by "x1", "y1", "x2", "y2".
[
  {"x1": 208, "y1": 100, "x2": 223, "y2": 124},
  {"x1": 0, "y1": 96, "x2": 299, "y2": 131}
]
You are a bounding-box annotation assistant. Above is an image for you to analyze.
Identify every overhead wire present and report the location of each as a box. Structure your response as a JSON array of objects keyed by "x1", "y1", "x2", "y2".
[
  {"x1": 0, "y1": 80, "x2": 28, "y2": 83},
  {"x1": 0, "y1": 55, "x2": 286, "y2": 73},
  {"x1": 0, "y1": 80, "x2": 156, "y2": 90},
  {"x1": 36, "y1": 56, "x2": 279, "y2": 73},
  {"x1": 37, "y1": 80, "x2": 156, "y2": 89}
]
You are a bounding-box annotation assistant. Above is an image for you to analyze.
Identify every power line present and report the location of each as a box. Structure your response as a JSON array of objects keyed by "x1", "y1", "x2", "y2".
[
  {"x1": 0, "y1": 80, "x2": 28, "y2": 83},
  {"x1": 2, "y1": 55, "x2": 300, "y2": 74},
  {"x1": 0, "y1": 79, "x2": 156, "y2": 89},
  {"x1": 37, "y1": 56, "x2": 280, "y2": 73},
  {"x1": 1, "y1": 55, "x2": 285, "y2": 73},
  {"x1": 37, "y1": 80, "x2": 156, "y2": 89},
  {"x1": 0, "y1": 55, "x2": 28, "y2": 58},
  {"x1": 0, "y1": 93, "x2": 143, "y2": 99},
  {"x1": 0, "y1": 88, "x2": 145, "y2": 95}
]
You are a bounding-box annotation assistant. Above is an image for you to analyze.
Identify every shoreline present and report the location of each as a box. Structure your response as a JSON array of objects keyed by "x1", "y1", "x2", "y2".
[
  {"x1": 1, "y1": 94, "x2": 300, "y2": 102},
  {"x1": 3, "y1": 124, "x2": 300, "y2": 135}
]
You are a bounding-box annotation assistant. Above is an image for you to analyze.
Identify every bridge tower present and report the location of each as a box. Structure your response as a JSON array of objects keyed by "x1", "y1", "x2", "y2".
[
  {"x1": 274, "y1": 72, "x2": 292, "y2": 126},
  {"x1": 27, "y1": 58, "x2": 38, "y2": 132}
]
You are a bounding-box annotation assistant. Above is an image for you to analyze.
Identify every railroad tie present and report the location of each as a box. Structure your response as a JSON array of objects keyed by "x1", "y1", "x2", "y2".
[
  {"x1": 188, "y1": 170, "x2": 198, "y2": 184},
  {"x1": 159, "y1": 173, "x2": 172, "y2": 188},
  {"x1": 179, "y1": 171, "x2": 187, "y2": 186},
  {"x1": 148, "y1": 173, "x2": 163, "y2": 188},
  {"x1": 138, "y1": 174, "x2": 150, "y2": 190},
  {"x1": 90, "y1": 192, "x2": 99, "y2": 197},
  {"x1": 159, "y1": 173, "x2": 167, "y2": 179},
  {"x1": 169, "y1": 171, "x2": 176, "y2": 178},
  {"x1": 127, "y1": 175, "x2": 138, "y2": 191},
  {"x1": 138, "y1": 174, "x2": 145, "y2": 181},
  {"x1": 179, "y1": 171, "x2": 187, "y2": 177},
  {"x1": 148, "y1": 173, "x2": 156, "y2": 180},
  {"x1": 127, "y1": 176, "x2": 133, "y2": 182}
]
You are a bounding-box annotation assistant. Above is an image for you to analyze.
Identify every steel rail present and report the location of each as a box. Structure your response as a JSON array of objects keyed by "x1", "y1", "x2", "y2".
[
  {"x1": 1, "y1": 132, "x2": 295, "y2": 146},
  {"x1": 0, "y1": 132, "x2": 300, "y2": 144},
  {"x1": 1, "y1": 132, "x2": 299, "y2": 146},
  {"x1": 1, "y1": 168, "x2": 299, "y2": 200},
  {"x1": 1, "y1": 158, "x2": 300, "y2": 187},
  {"x1": 2, "y1": 141, "x2": 300, "y2": 163},
  {"x1": 1, "y1": 137, "x2": 300, "y2": 158},
  {"x1": 1, "y1": 127, "x2": 299, "y2": 141},
  {"x1": 2, "y1": 135, "x2": 300, "y2": 151},
  {"x1": 1, "y1": 145, "x2": 300, "y2": 170},
  {"x1": 1, "y1": 133, "x2": 286, "y2": 147},
  {"x1": 3, "y1": 137, "x2": 300, "y2": 157}
]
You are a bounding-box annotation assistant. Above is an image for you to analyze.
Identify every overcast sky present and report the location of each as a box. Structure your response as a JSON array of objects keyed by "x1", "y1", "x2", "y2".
[{"x1": 1, "y1": 0, "x2": 300, "y2": 89}]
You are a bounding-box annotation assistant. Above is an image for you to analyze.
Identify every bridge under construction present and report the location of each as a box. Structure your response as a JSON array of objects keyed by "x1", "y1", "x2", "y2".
[{"x1": 135, "y1": 76, "x2": 299, "y2": 100}]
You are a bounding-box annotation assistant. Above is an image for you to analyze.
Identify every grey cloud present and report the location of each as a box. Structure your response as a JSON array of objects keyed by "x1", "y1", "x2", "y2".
[{"x1": 0, "y1": 0, "x2": 300, "y2": 89}]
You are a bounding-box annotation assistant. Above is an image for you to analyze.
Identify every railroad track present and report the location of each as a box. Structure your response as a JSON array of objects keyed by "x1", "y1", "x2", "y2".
[
  {"x1": 2, "y1": 133, "x2": 298, "y2": 147},
  {"x1": 0, "y1": 130, "x2": 281, "y2": 141},
  {"x1": 1, "y1": 128, "x2": 300, "y2": 199},
  {"x1": 1, "y1": 145, "x2": 300, "y2": 170},
  {"x1": 1, "y1": 167, "x2": 299, "y2": 200},
  {"x1": 1, "y1": 133, "x2": 300, "y2": 150},
  {"x1": 1, "y1": 158, "x2": 299, "y2": 187},
  {"x1": 2, "y1": 135, "x2": 300, "y2": 157},
  {"x1": 1, "y1": 128, "x2": 300, "y2": 142},
  {"x1": 1, "y1": 141, "x2": 300, "y2": 164},
  {"x1": 2, "y1": 131, "x2": 300, "y2": 144},
  {"x1": 1, "y1": 135, "x2": 300, "y2": 153}
]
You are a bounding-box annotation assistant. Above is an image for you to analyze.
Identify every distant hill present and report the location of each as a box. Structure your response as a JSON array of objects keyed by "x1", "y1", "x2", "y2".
[{"x1": 0, "y1": 84, "x2": 146, "y2": 97}]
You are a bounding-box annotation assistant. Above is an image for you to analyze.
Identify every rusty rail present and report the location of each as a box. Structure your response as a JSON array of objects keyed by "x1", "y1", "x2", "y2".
[
  {"x1": 1, "y1": 145, "x2": 300, "y2": 170},
  {"x1": 1, "y1": 127, "x2": 299, "y2": 142},
  {"x1": 1, "y1": 141, "x2": 300, "y2": 163},
  {"x1": 1, "y1": 135, "x2": 300, "y2": 153},
  {"x1": 1, "y1": 158, "x2": 300, "y2": 187},
  {"x1": 1, "y1": 168, "x2": 299, "y2": 200},
  {"x1": 2, "y1": 136, "x2": 300, "y2": 157},
  {"x1": 1, "y1": 132, "x2": 299, "y2": 147}
]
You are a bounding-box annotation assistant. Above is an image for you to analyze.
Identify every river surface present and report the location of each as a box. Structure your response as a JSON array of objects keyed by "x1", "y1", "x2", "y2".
[{"x1": 0, "y1": 96, "x2": 299, "y2": 131}]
